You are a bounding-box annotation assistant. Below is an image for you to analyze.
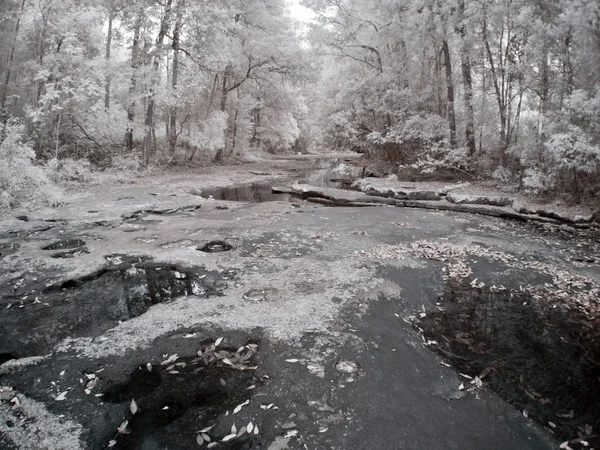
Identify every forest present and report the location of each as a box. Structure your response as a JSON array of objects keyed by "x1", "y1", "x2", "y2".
[{"x1": 1, "y1": 0, "x2": 599, "y2": 210}]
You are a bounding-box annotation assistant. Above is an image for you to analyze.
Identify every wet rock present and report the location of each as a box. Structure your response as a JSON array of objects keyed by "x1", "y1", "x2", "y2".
[{"x1": 446, "y1": 193, "x2": 512, "y2": 207}]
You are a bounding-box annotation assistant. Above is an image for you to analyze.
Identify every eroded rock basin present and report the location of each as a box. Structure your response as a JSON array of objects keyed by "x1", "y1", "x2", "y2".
[
  {"x1": 0, "y1": 256, "x2": 232, "y2": 358},
  {"x1": 416, "y1": 279, "x2": 600, "y2": 444}
]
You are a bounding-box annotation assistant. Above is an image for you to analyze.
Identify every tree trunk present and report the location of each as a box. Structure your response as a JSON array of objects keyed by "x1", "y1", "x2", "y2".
[
  {"x1": 442, "y1": 39, "x2": 457, "y2": 149},
  {"x1": 169, "y1": 0, "x2": 184, "y2": 157},
  {"x1": 104, "y1": 9, "x2": 113, "y2": 111},
  {"x1": 458, "y1": 0, "x2": 475, "y2": 156},
  {"x1": 220, "y1": 68, "x2": 229, "y2": 112},
  {"x1": 125, "y1": 12, "x2": 142, "y2": 150},
  {"x1": 1, "y1": 0, "x2": 26, "y2": 115},
  {"x1": 483, "y1": 19, "x2": 508, "y2": 162},
  {"x1": 143, "y1": 0, "x2": 173, "y2": 166}
]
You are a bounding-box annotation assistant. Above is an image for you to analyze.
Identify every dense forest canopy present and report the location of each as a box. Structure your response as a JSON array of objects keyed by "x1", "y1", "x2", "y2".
[{"x1": 1, "y1": 0, "x2": 599, "y2": 208}]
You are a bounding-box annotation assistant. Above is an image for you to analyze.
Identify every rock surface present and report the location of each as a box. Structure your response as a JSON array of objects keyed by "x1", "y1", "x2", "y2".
[{"x1": 446, "y1": 192, "x2": 513, "y2": 207}]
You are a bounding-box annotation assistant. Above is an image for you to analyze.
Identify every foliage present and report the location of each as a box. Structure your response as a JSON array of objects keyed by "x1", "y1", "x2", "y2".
[
  {"x1": 0, "y1": 121, "x2": 62, "y2": 211},
  {"x1": 47, "y1": 158, "x2": 94, "y2": 183}
]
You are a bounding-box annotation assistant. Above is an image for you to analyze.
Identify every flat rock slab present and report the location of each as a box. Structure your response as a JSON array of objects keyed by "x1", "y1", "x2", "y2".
[
  {"x1": 353, "y1": 178, "x2": 461, "y2": 201},
  {"x1": 446, "y1": 193, "x2": 513, "y2": 207},
  {"x1": 289, "y1": 183, "x2": 396, "y2": 205}
]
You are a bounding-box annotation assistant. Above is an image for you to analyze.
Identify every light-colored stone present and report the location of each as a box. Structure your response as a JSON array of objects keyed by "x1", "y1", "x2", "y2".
[{"x1": 446, "y1": 193, "x2": 512, "y2": 207}]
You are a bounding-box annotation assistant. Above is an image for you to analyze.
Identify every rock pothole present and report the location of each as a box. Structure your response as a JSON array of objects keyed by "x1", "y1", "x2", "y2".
[
  {"x1": 0, "y1": 256, "x2": 236, "y2": 358},
  {"x1": 413, "y1": 279, "x2": 600, "y2": 446},
  {"x1": 198, "y1": 241, "x2": 234, "y2": 253}
]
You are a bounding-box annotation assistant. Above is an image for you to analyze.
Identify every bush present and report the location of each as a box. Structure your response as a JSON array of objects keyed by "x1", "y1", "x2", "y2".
[
  {"x1": 0, "y1": 120, "x2": 62, "y2": 212},
  {"x1": 47, "y1": 158, "x2": 94, "y2": 183}
]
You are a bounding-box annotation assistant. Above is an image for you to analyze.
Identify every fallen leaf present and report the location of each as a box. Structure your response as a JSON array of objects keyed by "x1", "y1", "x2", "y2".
[
  {"x1": 254, "y1": 425, "x2": 259, "y2": 435},
  {"x1": 236, "y1": 426, "x2": 247, "y2": 438},
  {"x1": 196, "y1": 434, "x2": 204, "y2": 446},
  {"x1": 285, "y1": 359, "x2": 299, "y2": 363},
  {"x1": 231, "y1": 424, "x2": 237, "y2": 434},
  {"x1": 335, "y1": 361, "x2": 359, "y2": 373},
  {"x1": 458, "y1": 383, "x2": 465, "y2": 391},
  {"x1": 202, "y1": 433, "x2": 210, "y2": 442},
  {"x1": 284, "y1": 429, "x2": 298, "y2": 438},
  {"x1": 199, "y1": 426, "x2": 214, "y2": 433},
  {"x1": 108, "y1": 440, "x2": 117, "y2": 447},
  {"x1": 222, "y1": 434, "x2": 236, "y2": 442},
  {"x1": 147, "y1": 363, "x2": 152, "y2": 372},
  {"x1": 117, "y1": 420, "x2": 130, "y2": 435},
  {"x1": 215, "y1": 337, "x2": 224, "y2": 347},
  {"x1": 207, "y1": 443, "x2": 217, "y2": 448},
  {"x1": 56, "y1": 391, "x2": 68, "y2": 401},
  {"x1": 548, "y1": 421, "x2": 556, "y2": 429},
  {"x1": 560, "y1": 442, "x2": 569, "y2": 449},
  {"x1": 247, "y1": 422, "x2": 254, "y2": 434},
  {"x1": 130, "y1": 399, "x2": 138, "y2": 415}
]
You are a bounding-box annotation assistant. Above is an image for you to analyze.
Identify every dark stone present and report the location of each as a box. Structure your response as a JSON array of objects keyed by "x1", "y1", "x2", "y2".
[{"x1": 198, "y1": 241, "x2": 233, "y2": 253}]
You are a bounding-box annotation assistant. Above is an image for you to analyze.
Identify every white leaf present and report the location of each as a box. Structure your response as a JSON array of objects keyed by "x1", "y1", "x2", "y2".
[
  {"x1": 147, "y1": 363, "x2": 152, "y2": 372},
  {"x1": 222, "y1": 433, "x2": 236, "y2": 442},
  {"x1": 60, "y1": 370, "x2": 66, "y2": 376},
  {"x1": 207, "y1": 443, "x2": 217, "y2": 448},
  {"x1": 285, "y1": 359, "x2": 299, "y2": 363},
  {"x1": 196, "y1": 434, "x2": 204, "y2": 446},
  {"x1": 254, "y1": 425, "x2": 259, "y2": 435},
  {"x1": 236, "y1": 426, "x2": 247, "y2": 437},
  {"x1": 560, "y1": 442, "x2": 570, "y2": 449},
  {"x1": 458, "y1": 383, "x2": 465, "y2": 391},
  {"x1": 108, "y1": 440, "x2": 117, "y2": 447},
  {"x1": 56, "y1": 391, "x2": 68, "y2": 401},
  {"x1": 231, "y1": 423, "x2": 237, "y2": 434},
  {"x1": 202, "y1": 433, "x2": 210, "y2": 442},
  {"x1": 233, "y1": 404, "x2": 243, "y2": 414},
  {"x1": 199, "y1": 426, "x2": 214, "y2": 433},
  {"x1": 215, "y1": 337, "x2": 224, "y2": 347},
  {"x1": 284, "y1": 429, "x2": 298, "y2": 438},
  {"x1": 117, "y1": 420, "x2": 130, "y2": 434},
  {"x1": 130, "y1": 399, "x2": 138, "y2": 415}
]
